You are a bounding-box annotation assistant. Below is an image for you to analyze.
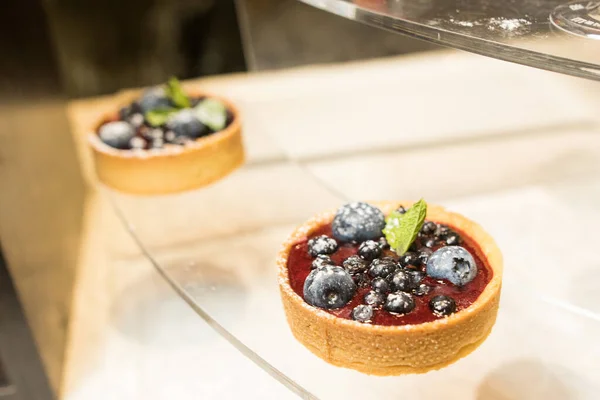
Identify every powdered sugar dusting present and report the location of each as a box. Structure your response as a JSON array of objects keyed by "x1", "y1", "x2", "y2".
[
  {"x1": 487, "y1": 17, "x2": 532, "y2": 32},
  {"x1": 445, "y1": 17, "x2": 532, "y2": 31}
]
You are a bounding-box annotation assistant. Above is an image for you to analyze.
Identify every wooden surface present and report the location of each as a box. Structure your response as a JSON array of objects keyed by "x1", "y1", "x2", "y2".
[{"x1": 0, "y1": 100, "x2": 87, "y2": 395}]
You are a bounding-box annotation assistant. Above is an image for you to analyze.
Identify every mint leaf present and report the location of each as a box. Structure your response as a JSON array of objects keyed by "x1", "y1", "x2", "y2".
[
  {"x1": 383, "y1": 199, "x2": 427, "y2": 255},
  {"x1": 145, "y1": 108, "x2": 178, "y2": 127},
  {"x1": 165, "y1": 77, "x2": 191, "y2": 109},
  {"x1": 193, "y1": 98, "x2": 227, "y2": 131}
]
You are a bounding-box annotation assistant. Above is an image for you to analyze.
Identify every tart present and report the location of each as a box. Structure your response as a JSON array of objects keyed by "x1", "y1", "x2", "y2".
[
  {"x1": 88, "y1": 78, "x2": 244, "y2": 195},
  {"x1": 278, "y1": 201, "x2": 502, "y2": 375}
]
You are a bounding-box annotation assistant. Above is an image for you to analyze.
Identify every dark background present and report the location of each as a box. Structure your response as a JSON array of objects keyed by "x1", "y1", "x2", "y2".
[{"x1": 45, "y1": 0, "x2": 438, "y2": 97}]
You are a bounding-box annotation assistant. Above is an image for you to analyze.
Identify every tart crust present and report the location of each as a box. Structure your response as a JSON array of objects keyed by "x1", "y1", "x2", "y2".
[
  {"x1": 277, "y1": 201, "x2": 503, "y2": 375},
  {"x1": 88, "y1": 91, "x2": 244, "y2": 195}
]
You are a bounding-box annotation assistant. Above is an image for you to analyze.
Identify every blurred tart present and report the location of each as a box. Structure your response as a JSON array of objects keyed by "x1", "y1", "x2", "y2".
[
  {"x1": 278, "y1": 200, "x2": 502, "y2": 375},
  {"x1": 89, "y1": 77, "x2": 244, "y2": 195}
]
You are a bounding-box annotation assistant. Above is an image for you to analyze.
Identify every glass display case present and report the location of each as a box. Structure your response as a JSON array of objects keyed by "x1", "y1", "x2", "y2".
[
  {"x1": 73, "y1": 1, "x2": 600, "y2": 398},
  {"x1": 2, "y1": 0, "x2": 595, "y2": 398}
]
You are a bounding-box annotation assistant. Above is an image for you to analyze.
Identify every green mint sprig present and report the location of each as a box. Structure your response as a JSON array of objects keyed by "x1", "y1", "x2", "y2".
[
  {"x1": 383, "y1": 199, "x2": 427, "y2": 255},
  {"x1": 193, "y1": 98, "x2": 227, "y2": 131},
  {"x1": 143, "y1": 77, "x2": 228, "y2": 131},
  {"x1": 165, "y1": 76, "x2": 191, "y2": 109},
  {"x1": 145, "y1": 108, "x2": 178, "y2": 127}
]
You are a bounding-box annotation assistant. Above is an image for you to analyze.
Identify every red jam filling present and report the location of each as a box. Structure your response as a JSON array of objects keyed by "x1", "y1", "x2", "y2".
[{"x1": 287, "y1": 222, "x2": 493, "y2": 326}]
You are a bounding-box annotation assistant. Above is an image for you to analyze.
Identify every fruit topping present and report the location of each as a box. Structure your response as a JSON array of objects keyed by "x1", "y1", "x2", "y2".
[
  {"x1": 353, "y1": 273, "x2": 370, "y2": 288},
  {"x1": 331, "y1": 202, "x2": 386, "y2": 242},
  {"x1": 429, "y1": 295, "x2": 457, "y2": 317},
  {"x1": 99, "y1": 121, "x2": 136, "y2": 149},
  {"x1": 371, "y1": 277, "x2": 390, "y2": 293},
  {"x1": 129, "y1": 113, "x2": 145, "y2": 128},
  {"x1": 418, "y1": 248, "x2": 433, "y2": 265},
  {"x1": 307, "y1": 235, "x2": 338, "y2": 257},
  {"x1": 358, "y1": 240, "x2": 382, "y2": 261},
  {"x1": 389, "y1": 270, "x2": 418, "y2": 292},
  {"x1": 420, "y1": 221, "x2": 437, "y2": 235},
  {"x1": 399, "y1": 251, "x2": 420, "y2": 268},
  {"x1": 426, "y1": 246, "x2": 478, "y2": 286},
  {"x1": 287, "y1": 201, "x2": 491, "y2": 325},
  {"x1": 97, "y1": 77, "x2": 232, "y2": 151},
  {"x1": 129, "y1": 137, "x2": 147, "y2": 150},
  {"x1": 303, "y1": 265, "x2": 357, "y2": 309},
  {"x1": 407, "y1": 270, "x2": 425, "y2": 284},
  {"x1": 384, "y1": 292, "x2": 415, "y2": 315},
  {"x1": 352, "y1": 304, "x2": 374, "y2": 323},
  {"x1": 444, "y1": 232, "x2": 462, "y2": 246},
  {"x1": 139, "y1": 87, "x2": 172, "y2": 113},
  {"x1": 413, "y1": 283, "x2": 432, "y2": 297},
  {"x1": 368, "y1": 257, "x2": 397, "y2": 278},
  {"x1": 166, "y1": 109, "x2": 209, "y2": 139},
  {"x1": 342, "y1": 255, "x2": 368, "y2": 274},
  {"x1": 311, "y1": 255, "x2": 334, "y2": 270},
  {"x1": 423, "y1": 237, "x2": 438, "y2": 248},
  {"x1": 396, "y1": 205, "x2": 407, "y2": 214},
  {"x1": 150, "y1": 138, "x2": 164, "y2": 149},
  {"x1": 364, "y1": 290, "x2": 385, "y2": 307}
]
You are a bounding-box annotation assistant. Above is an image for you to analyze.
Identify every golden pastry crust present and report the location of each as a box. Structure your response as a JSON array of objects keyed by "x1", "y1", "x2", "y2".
[
  {"x1": 88, "y1": 91, "x2": 244, "y2": 195},
  {"x1": 277, "y1": 201, "x2": 503, "y2": 375}
]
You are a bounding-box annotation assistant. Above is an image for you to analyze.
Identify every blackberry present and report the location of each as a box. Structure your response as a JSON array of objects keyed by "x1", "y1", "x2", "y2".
[{"x1": 307, "y1": 235, "x2": 338, "y2": 257}]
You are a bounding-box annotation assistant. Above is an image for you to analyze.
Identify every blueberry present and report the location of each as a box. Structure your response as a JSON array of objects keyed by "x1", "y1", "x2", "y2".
[
  {"x1": 164, "y1": 130, "x2": 177, "y2": 143},
  {"x1": 426, "y1": 246, "x2": 477, "y2": 286},
  {"x1": 396, "y1": 205, "x2": 407, "y2": 214},
  {"x1": 148, "y1": 128, "x2": 164, "y2": 140},
  {"x1": 166, "y1": 109, "x2": 208, "y2": 139},
  {"x1": 343, "y1": 255, "x2": 367, "y2": 274},
  {"x1": 150, "y1": 138, "x2": 164, "y2": 149},
  {"x1": 421, "y1": 221, "x2": 437, "y2": 235},
  {"x1": 389, "y1": 270, "x2": 418, "y2": 292},
  {"x1": 331, "y1": 202, "x2": 386, "y2": 242},
  {"x1": 311, "y1": 255, "x2": 333, "y2": 270},
  {"x1": 423, "y1": 237, "x2": 438, "y2": 248},
  {"x1": 368, "y1": 257, "x2": 397, "y2": 278},
  {"x1": 399, "y1": 252, "x2": 420, "y2": 267},
  {"x1": 358, "y1": 240, "x2": 382, "y2": 261},
  {"x1": 128, "y1": 113, "x2": 145, "y2": 128},
  {"x1": 303, "y1": 265, "x2": 357, "y2": 309},
  {"x1": 384, "y1": 292, "x2": 415, "y2": 314},
  {"x1": 99, "y1": 121, "x2": 136, "y2": 149},
  {"x1": 407, "y1": 270, "x2": 425, "y2": 284},
  {"x1": 418, "y1": 248, "x2": 433, "y2": 265},
  {"x1": 129, "y1": 137, "x2": 146, "y2": 150},
  {"x1": 371, "y1": 277, "x2": 390, "y2": 293},
  {"x1": 352, "y1": 305, "x2": 373, "y2": 323},
  {"x1": 139, "y1": 87, "x2": 172, "y2": 113},
  {"x1": 429, "y1": 295, "x2": 456, "y2": 317},
  {"x1": 413, "y1": 283, "x2": 432, "y2": 296},
  {"x1": 364, "y1": 290, "x2": 385, "y2": 307},
  {"x1": 307, "y1": 235, "x2": 338, "y2": 257},
  {"x1": 445, "y1": 232, "x2": 462, "y2": 246}
]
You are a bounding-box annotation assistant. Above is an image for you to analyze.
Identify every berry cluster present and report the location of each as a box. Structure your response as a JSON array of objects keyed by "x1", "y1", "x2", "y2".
[
  {"x1": 97, "y1": 88, "x2": 232, "y2": 151},
  {"x1": 302, "y1": 203, "x2": 477, "y2": 324}
]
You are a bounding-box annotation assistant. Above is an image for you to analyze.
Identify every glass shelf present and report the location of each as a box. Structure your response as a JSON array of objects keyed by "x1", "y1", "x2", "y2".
[
  {"x1": 297, "y1": 0, "x2": 600, "y2": 81},
  {"x1": 108, "y1": 128, "x2": 600, "y2": 398}
]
